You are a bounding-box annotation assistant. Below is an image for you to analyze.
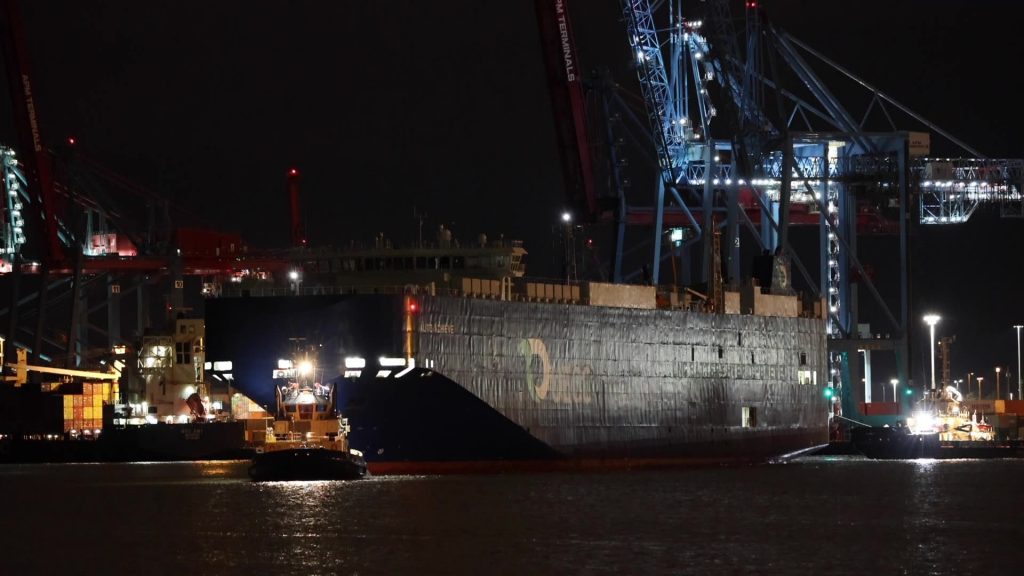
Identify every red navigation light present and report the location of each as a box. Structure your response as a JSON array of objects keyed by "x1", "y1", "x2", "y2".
[
  {"x1": 67, "y1": 136, "x2": 76, "y2": 145},
  {"x1": 408, "y1": 301, "x2": 418, "y2": 313},
  {"x1": 289, "y1": 168, "x2": 298, "y2": 176}
]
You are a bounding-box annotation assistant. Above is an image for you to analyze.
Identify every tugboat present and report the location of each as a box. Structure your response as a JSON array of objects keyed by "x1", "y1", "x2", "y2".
[
  {"x1": 851, "y1": 385, "x2": 1024, "y2": 459},
  {"x1": 248, "y1": 346, "x2": 367, "y2": 481}
]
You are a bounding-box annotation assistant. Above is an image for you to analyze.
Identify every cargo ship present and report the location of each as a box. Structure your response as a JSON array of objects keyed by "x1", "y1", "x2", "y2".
[
  {"x1": 203, "y1": 233, "x2": 830, "y2": 472},
  {"x1": 0, "y1": 320, "x2": 249, "y2": 463}
]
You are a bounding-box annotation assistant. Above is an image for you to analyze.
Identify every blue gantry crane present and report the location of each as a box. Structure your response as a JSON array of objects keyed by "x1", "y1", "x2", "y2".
[
  {"x1": 614, "y1": 0, "x2": 1024, "y2": 432},
  {"x1": 607, "y1": 0, "x2": 1024, "y2": 433}
]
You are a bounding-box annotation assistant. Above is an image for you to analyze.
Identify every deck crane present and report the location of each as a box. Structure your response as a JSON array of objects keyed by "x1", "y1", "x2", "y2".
[{"x1": 614, "y1": 0, "x2": 1023, "y2": 437}]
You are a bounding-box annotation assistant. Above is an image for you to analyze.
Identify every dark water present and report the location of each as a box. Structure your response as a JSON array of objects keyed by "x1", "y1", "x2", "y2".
[{"x1": 2, "y1": 456, "x2": 1022, "y2": 575}]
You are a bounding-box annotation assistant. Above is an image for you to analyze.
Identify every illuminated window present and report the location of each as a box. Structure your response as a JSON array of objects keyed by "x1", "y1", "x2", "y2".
[
  {"x1": 798, "y1": 370, "x2": 816, "y2": 386},
  {"x1": 742, "y1": 406, "x2": 757, "y2": 428}
]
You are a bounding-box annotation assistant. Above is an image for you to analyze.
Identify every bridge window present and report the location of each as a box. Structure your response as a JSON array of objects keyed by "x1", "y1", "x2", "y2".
[{"x1": 175, "y1": 342, "x2": 191, "y2": 365}]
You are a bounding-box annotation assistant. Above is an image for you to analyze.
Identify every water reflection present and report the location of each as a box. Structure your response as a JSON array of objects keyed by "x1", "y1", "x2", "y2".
[{"x1": 3, "y1": 458, "x2": 1023, "y2": 575}]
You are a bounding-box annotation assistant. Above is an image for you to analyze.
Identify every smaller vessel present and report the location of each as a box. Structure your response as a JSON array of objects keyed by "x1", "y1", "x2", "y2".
[
  {"x1": 248, "y1": 345, "x2": 367, "y2": 481},
  {"x1": 851, "y1": 385, "x2": 1024, "y2": 459}
]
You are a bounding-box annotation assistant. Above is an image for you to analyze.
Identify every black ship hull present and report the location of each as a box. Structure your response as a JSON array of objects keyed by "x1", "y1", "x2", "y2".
[
  {"x1": 850, "y1": 426, "x2": 1024, "y2": 460},
  {"x1": 249, "y1": 447, "x2": 368, "y2": 481},
  {"x1": 0, "y1": 422, "x2": 249, "y2": 464}
]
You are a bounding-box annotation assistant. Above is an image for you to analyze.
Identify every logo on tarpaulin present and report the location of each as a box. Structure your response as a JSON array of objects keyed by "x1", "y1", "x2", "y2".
[{"x1": 519, "y1": 338, "x2": 551, "y2": 401}]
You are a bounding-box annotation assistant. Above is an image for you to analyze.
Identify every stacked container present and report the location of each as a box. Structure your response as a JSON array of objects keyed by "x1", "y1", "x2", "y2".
[{"x1": 62, "y1": 382, "x2": 117, "y2": 432}]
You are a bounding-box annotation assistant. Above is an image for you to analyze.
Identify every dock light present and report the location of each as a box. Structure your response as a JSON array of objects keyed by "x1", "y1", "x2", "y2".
[
  {"x1": 289, "y1": 270, "x2": 299, "y2": 281},
  {"x1": 299, "y1": 360, "x2": 313, "y2": 376},
  {"x1": 669, "y1": 228, "x2": 684, "y2": 246},
  {"x1": 561, "y1": 211, "x2": 572, "y2": 223}
]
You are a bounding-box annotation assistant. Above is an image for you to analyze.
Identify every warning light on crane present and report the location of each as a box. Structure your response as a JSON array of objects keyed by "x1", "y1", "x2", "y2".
[
  {"x1": 67, "y1": 136, "x2": 76, "y2": 145},
  {"x1": 289, "y1": 168, "x2": 298, "y2": 176}
]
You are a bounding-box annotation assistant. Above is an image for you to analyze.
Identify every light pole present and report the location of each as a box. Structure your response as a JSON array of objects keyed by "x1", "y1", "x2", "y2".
[
  {"x1": 1015, "y1": 325, "x2": 1023, "y2": 400},
  {"x1": 923, "y1": 314, "x2": 941, "y2": 390},
  {"x1": 977, "y1": 376, "x2": 984, "y2": 400},
  {"x1": 890, "y1": 378, "x2": 898, "y2": 404},
  {"x1": 996, "y1": 366, "x2": 1002, "y2": 400},
  {"x1": 561, "y1": 211, "x2": 575, "y2": 285}
]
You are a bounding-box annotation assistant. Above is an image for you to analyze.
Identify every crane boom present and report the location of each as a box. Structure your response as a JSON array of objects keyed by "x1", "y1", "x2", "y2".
[
  {"x1": 0, "y1": 0, "x2": 64, "y2": 265},
  {"x1": 534, "y1": 0, "x2": 599, "y2": 220}
]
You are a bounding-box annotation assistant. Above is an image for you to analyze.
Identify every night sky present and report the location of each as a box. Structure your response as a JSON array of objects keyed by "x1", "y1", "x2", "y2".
[{"x1": 5, "y1": 0, "x2": 1024, "y2": 394}]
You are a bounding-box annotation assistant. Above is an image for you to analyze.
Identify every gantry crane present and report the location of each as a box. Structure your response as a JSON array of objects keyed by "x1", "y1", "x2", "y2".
[
  {"x1": 0, "y1": 0, "x2": 291, "y2": 374},
  {"x1": 536, "y1": 0, "x2": 1024, "y2": 434},
  {"x1": 615, "y1": 0, "x2": 1022, "y2": 433}
]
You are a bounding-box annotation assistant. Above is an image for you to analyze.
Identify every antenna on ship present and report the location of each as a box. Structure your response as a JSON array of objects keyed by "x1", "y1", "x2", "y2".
[
  {"x1": 287, "y1": 168, "x2": 306, "y2": 248},
  {"x1": 413, "y1": 207, "x2": 428, "y2": 248}
]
